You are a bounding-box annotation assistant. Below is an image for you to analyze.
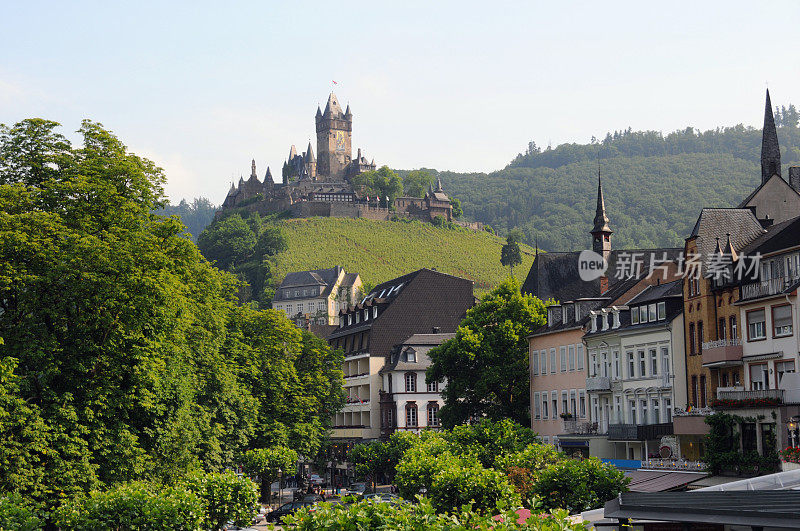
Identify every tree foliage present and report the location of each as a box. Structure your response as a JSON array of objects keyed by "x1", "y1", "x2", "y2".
[
  {"x1": 156, "y1": 197, "x2": 217, "y2": 242},
  {"x1": 403, "y1": 169, "x2": 433, "y2": 197},
  {"x1": 500, "y1": 230, "x2": 523, "y2": 276},
  {"x1": 181, "y1": 470, "x2": 259, "y2": 530},
  {"x1": 427, "y1": 279, "x2": 548, "y2": 426},
  {"x1": 240, "y1": 446, "x2": 298, "y2": 502},
  {"x1": 0, "y1": 119, "x2": 344, "y2": 514},
  {"x1": 351, "y1": 165, "x2": 403, "y2": 204}
]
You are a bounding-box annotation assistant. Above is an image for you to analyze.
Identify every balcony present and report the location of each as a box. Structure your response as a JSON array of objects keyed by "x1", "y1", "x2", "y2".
[
  {"x1": 562, "y1": 419, "x2": 598, "y2": 435},
  {"x1": 608, "y1": 422, "x2": 674, "y2": 441},
  {"x1": 712, "y1": 388, "x2": 783, "y2": 408},
  {"x1": 701, "y1": 339, "x2": 743, "y2": 368},
  {"x1": 740, "y1": 275, "x2": 799, "y2": 301},
  {"x1": 586, "y1": 376, "x2": 611, "y2": 392}
]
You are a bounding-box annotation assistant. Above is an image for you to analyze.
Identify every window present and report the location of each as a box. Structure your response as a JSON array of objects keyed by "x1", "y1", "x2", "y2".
[
  {"x1": 287, "y1": 304, "x2": 293, "y2": 315},
  {"x1": 542, "y1": 394, "x2": 549, "y2": 419},
  {"x1": 776, "y1": 360, "x2": 796, "y2": 386},
  {"x1": 297, "y1": 303, "x2": 304, "y2": 313},
  {"x1": 551, "y1": 391, "x2": 558, "y2": 417},
  {"x1": 772, "y1": 305, "x2": 793, "y2": 337},
  {"x1": 613, "y1": 351, "x2": 620, "y2": 379},
  {"x1": 427, "y1": 380, "x2": 438, "y2": 393},
  {"x1": 730, "y1": 316, "x2": 737, "y2": 339},
  {"x1": 750, "y1": 364, "x2": 768, "y2": 390},
  {"x1": 405, "y1": 373, "x2": 417, "y2": 392},
  {"x1": 406, "y1": 405, "x2": 418, "y2": 427},
  {"x1": 650, "y1": 349, "x2": 658, "y2": 376},
  {"x1": 532, "y1": 350, "x2": 539, "y2": 375},
  {"x1": 691, "y1": 375, "x2": 698, "y2": 406},
  {"x1": 570, "y1": 390, "x2": 577, "y2": 416},
  {"x1": 689, "y1": 323, "x2": 696, "y2": 355},
  {"x1": 568, "y1": 345, "x2": 575, "y2": 371},
  {"x1": 427, "y1": 403, "x2": 440, "y2": 426},
  {"x1": 533, "y1": 392, "x2": 541, "y2": 419},
  {"x1": 699, "y1": 375, "x2": 707, "y2": 407},
  {"x1": 698, "y1": 321, "x2": 704, "y2": 351},
  {"x1": 576, "y1": 344, "x2": 584, "y2": 370},
  {"x1": 561, "y1": 391, "x2": 569, "y2": 417},
  {"x1": 579, "y1": 390, "x2": 586, "y2": 418},
  {"x1": 631, "y1": 307, "x2": 639, "y2": 325},
  {"x1": 640, "y1": 306, "x2": 648, "y2": 323},
  {"x1": 540, "y1": 350, "x2": 547, "y2": 375},
  {"x1": 627, "y1": 352, "x2": 635, "y2": 378},
  {"x1": 406, "y1": 349, "x2": 416, "y2": 362},
  {"x1": 661, "y1": 347, "x2": 670, "y2": 378},
  {"x1": 640, "y1": 399, "x2": 648, "y2": 424},
  {"x1": 718, "y1": 317, "x2": 726, "y2": 341},
  {"x1": 665, "y1": 399, "x2": 672, "y2": 422},
  {"x1": 628, "y1": 399, "x2": 636, "y2": 424},
  {"x1": 657, "y1": 302, "x2": 666, "y2": 320},
  {"x1": 550, "y1": 349, "x2": 556, "y2": 374},
  {"x1": 747, "y1": 309, "x2": 766, "y2": 341},
  {"x1": 373, "y1": 306, "x2": 378, "y2": 319},
  {"x1": 653, "y1": 398, "x2": 660, "y2": 423},
  {"x1": 638, "y1": 350, "x2": 646, "y2": 377},
  {"x1": 649, "y1": 304, "x2": 657, "y2": 322},
  {"x1": 560, "y1": 346, "x2": 567, "y2": 372}
]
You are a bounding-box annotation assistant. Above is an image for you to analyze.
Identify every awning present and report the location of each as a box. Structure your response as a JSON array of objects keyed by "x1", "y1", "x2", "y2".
[
  {"x1": 742, "y1": 351, "x2": 783, "y2": 362},
  {"x1": 625, "y1": 470, "x2": 708, "y2": 492},
  {"x1": 558, "y1": 440, "x2": 589, "y2": 448}
]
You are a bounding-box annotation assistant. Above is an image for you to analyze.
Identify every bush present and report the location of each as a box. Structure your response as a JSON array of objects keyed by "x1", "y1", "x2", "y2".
[
  {"x1": 529, "y1": 457, "x2": 628, "y2": 513},
  {"x1": 54, "y1": 482, "x2": 204, "y2": 530},
  {"x1": 0, "y1": 493, "x2": 42, "y2": 531},
  {"x1": 181, "y1": 470, "x2": 259, "y2": 530},
  {"x1": 428, "y1": 461, "x2": 520, "y2": 514},
  {"x1": 283, "y1": 497, "x2": 588, "y2": 530}
]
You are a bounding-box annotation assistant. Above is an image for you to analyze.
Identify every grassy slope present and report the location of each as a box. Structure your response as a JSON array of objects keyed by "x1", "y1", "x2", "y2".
[{"x1": 272, "y1": 217, "x2": 536, "y2": 293}]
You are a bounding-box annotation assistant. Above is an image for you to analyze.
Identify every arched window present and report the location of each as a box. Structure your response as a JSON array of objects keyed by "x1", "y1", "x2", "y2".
[
  {"x1": 427, "y1": 403, "x2": 440, "y2": 427},
  {"x1": 405, "y1": 373, "x2": 417, "y2": 392},
  {"x1": 406, "y1": 404, "x2": 418, "y2": 427}
]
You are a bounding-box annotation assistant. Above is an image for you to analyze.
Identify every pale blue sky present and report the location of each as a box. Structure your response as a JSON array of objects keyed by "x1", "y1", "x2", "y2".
[{"x1": 2, "y1": 1, "x2": 799, "y2": 203}]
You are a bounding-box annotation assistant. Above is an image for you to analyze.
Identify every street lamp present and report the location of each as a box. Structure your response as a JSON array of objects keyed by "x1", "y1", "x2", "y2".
[
  {"x1": 789, "y1": 421, "x2": 798, "y2": 448},
  {"x1": 277, "y1": 468, "x2": 282, "y2": 509}
]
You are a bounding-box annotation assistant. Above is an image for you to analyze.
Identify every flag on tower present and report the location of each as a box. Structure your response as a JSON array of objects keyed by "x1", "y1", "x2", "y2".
[{"x1": 332, "y1": 80, "x2": 338, "y2": 85}]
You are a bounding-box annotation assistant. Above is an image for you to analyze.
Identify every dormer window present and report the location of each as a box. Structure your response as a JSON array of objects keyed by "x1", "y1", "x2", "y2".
[
  {"x1": 403, "y1": 348, "x2": 417, "y2": 362},
  {"x1": 355, "y1": 312, "x2": 360, "y2": 324},
  {"x1": 589, "y1": 312, "x2": 597, "y2": 333},
  {"x1": 612, "y1": 310, "x2": 621, "y2": 329},
  {"x1": 347, "y1": 314, "x2": 352, "y2": 326},
  {"x1": 373, "y1": 306, "x2": 378, "y2": 319},
  {"x1": 631, "y1": 307, "x2": 639, "y2": 325},
  {"x1": 601, "y1": 311, "x2": 609, "y2": 331}
]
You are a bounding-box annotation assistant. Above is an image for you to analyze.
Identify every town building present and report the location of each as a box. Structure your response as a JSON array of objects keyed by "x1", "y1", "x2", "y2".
[
  {"x1": 326, "y1": 268, "x2": 473, "y2": 441},
  {"x1": 526, "y1": 176, "x2": 682, "y2": 456},
  {"x1": 394, "y1": 178, "x2": 453, "y2": 222},
  {"x1": 378, "y1": 333, "x2": 453, "y2": 438},
  {"x1": 272, "y1": 266, "x2": 362, "y2": 326},
  {"x1": 582, "y1": 279, "x2": 687, "y2": 461}
]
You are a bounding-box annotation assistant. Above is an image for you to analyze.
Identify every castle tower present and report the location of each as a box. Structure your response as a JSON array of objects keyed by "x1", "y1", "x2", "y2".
[
  {"x1": 761, "y1": 89, "x2": 781, "y2": 184},
  {"x1": 590, "y1": 172, "x2": 612, "y2": 260},
  {"x1": 316, "y1": 93, "x2": 352, "y2": 180},
  {"x1": 305, "y1": 141, "x2": 317, "y2": 179}
]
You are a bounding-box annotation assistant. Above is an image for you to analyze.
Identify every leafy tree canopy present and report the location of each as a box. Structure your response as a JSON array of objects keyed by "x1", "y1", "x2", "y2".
[
  {"x1": 427, "y1": 279, "x2": 548, "y2": 427},
  {"x1": 403, "y1": 169, "x2": 433, "y2": 197},
  {"x1": 351, "y1": 165, "x2": 403, "y2": 204}
]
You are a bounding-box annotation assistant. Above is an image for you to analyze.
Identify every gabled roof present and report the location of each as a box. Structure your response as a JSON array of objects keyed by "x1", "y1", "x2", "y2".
[
  {"x1": 738, "y1": 214, "x2": 800, "y2": 256},
  {"x1": 381, "y1": 333, "x2": 455, "y2": 373},
  {"x1": 277, "y1": 266, "x2": 343, "y2": 290},
  {"x1": 627, "y1": 279, "x2": 682, "y2": 305},
  {"x1": 688, "y1": 208, "x2": 764, "y2": 272}
]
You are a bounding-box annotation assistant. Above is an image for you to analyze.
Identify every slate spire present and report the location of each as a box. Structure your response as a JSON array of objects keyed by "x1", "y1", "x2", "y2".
[
  {"x1": 590, "y1": 170, "x2": 612, "y2": 259},
  {"x1": 761, "y1": 89, "x2": 781, "y2": 183},
  {"x1": 306, "y1": 142, "x2": 315, "y2": 162}
]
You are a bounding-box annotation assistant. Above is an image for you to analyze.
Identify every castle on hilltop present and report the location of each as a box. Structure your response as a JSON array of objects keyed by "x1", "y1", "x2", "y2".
[{"x1": 218, "y1": 93, "x2": 456, "y2": 224}]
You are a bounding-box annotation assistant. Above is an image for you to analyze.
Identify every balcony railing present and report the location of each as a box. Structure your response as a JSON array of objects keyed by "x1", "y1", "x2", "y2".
[
  {"x1": 701, "y1": 338, "x2": 743, "y2": 367},
  {"x1": 608, "y1": 422, "x2": 674, "y2": 441},
  {"x1": 716, "y1": 388, "x2": 782, "y2": 401},
  {"x1": 642, "y1": 458, "x2": 707, "y2": 472},
  {"x1": 586, "y1": 376, "x2": 611, "y2": 392},
  {"x1": 562, "y1": 419, "x2": 597, "y2": 435},
  {"x1": 741, "y1": 275, "x2": 799, "y2": 301},
  {"x1": 713, "y1": 388, "x2": 784, "y2": 408}
]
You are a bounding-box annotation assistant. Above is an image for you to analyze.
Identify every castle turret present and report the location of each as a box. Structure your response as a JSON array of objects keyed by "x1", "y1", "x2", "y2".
[
  {"x1": 436, "y1": 177, "x2": 444, "y2": 192},
  {"x1": 305, "y1": 141, "x2": 316, "y2": 178},
  {"x1": 289, "y1": 145, "x2": 297, "y2": 160},
  {"x1": 761, "y1": 89, "x2": 781, "y2": 184},
  {"x1": 345, "y1": 104, "x2": 352, "y2": 119},
  {"x1": 250, "y1": 159, "x2": 257, "y2": 179},
  {"x1": 316, "y1": 92, "x2": 352, "y2": 179},
  {"x1": 590, "y1": 172, "x2": 612, "y2": 261}
]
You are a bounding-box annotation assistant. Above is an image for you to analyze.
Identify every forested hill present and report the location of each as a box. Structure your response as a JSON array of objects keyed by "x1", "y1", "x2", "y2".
[{"x1": 408, "y1": 106, "x2": 800, "y2": 252}]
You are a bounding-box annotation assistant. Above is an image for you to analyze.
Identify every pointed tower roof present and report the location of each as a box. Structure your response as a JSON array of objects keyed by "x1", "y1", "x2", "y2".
[
  {"x1": 344, "y1": 103, "x2": 352, "y2": 117},
  {"x1": 265, "y1": 166, "x2": 274, "y2": 184},
  {"x1": 306, "y1": 142, "x2": 315, "y2": 162},
  {"x1": 238, "y1": 176, "x2": 245, "y2": 187},
  {"x1": 323, "y1": 93, "x2": 343, "y2": 117},
  {"x1": 249, "y1": 159, "x2": 258, "y2": 181},
  {"x1": 289, "y1": 145, "x2": 297, "y2": 160},
  {"x1": 761, "y1": 89, "x2": 781, "y2": 183},
  {"x1": 436, "y1": 177, "x2": 444, "y2": 192},
  {"x1": 591, "y1": 172, "x2": 612, "y2": 234},
  {"x1": 713, "y1": 237, "x2": 722, "y2": 255},
  {"x1": 227, "y1": 181, "x2": 236, "y2": 196},
  {"x1": 316, "y1": 105, "x2": 323, "y2": 119}
]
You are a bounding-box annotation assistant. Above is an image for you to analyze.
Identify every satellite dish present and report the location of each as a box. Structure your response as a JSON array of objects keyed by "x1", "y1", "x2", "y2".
[{"x1": 659, "y1": 445, "x2": 673, "y2": 458}]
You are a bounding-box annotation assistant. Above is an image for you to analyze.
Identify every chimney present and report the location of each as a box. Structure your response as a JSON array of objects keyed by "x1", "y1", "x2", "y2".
[
  {"x1": 599, "y1": 275, "x2": 609, "y2": 294},
  {"x1": 790, "y1": 167, "x2": 800, "y2": 193}
]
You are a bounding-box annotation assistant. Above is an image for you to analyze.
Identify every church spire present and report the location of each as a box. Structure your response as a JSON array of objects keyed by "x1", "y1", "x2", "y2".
[
  {"x1": 590, "y1": 170, "x2": 612, "y2": 259},
  {"x1": 761, "y1": 89, "x2": 781, "y2": 183},
  {"x1": 250, "y1": 159, "x2": 257, "y2": 180},
  {"x1": 306, "y1": 142, "x2": 315, "y2": 162},
  {"x1": 436, "y1": 177, "x2": 444, "y2": 192}
]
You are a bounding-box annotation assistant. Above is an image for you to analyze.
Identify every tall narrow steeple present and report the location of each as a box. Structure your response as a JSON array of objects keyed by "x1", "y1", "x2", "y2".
[
  {"x1": 590, "y1": 170, "x2": 612, "y2": 259},
  {"x1": 761, "y1": 89, "x2": 781, "y2": 183},
  {"x1": 250, "y1": 159, "x2": 257, "y2": 180}
]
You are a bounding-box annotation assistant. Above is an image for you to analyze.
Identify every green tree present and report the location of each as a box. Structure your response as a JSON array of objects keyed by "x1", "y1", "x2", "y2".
[
  {"x1": 197, "y1": 214, "x2": 257, "y2": 270},
  {"x1": 0, "y1": 493, "x2": 42, "y2": 531},
  {"x1": 240, "y1": 447, "x2": 298, "y2": 503},
  {"x1": 529, "y1": 457, "x2": 628, "y2": 513},
  {"x1": 181, "y1": 470, "x2": 259, "y2": 530},
  {"x1": 450, "y1": 197, "x2": 463, "y2": 219},
  {"x1": 403, "y1": 169, "x2": 433, "y2": 197},
  {"x1": 500, "y1": 230, "x2": 523, "y2": 277},
  {"x1": 351, "y1": 166, "x2": 403, "y2": 205},
  {"x1": 348, "y1": 441, "x2": 386, "y2": 491},
  {"x1": 427, "y1": 279, "x2": 547, "y2": 426}
]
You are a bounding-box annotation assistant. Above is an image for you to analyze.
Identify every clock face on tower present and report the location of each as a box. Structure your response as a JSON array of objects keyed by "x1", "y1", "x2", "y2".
[{"x1": 335, "y1": 131, "x2": 345, "y2": 152}]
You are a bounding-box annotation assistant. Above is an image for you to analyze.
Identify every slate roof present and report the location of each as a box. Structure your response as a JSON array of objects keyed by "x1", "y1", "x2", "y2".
[
  {"x1": 689, "y1": 208, "x2": 765, "y2": 273},
  {"x1": 274, "y1": 266, "x2": 351, "y2": 301},
  {"x1": 382, "y1": 333, "x2": 455, "y2": 373},
  {"x1": 738, "y1": 213, "x2": 800, "y2": 257},
  {"x1": 626, "y1": 279, "x2": 683, "y2": 305},
  {"x1": 521, "y1": 248, "x2": 682, "y2": 303}
]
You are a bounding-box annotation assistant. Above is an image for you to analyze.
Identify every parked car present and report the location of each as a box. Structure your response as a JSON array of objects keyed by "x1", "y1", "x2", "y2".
[
  {"x1": 265, "y1": 501, "x2": 316, "y2": 524},
  {"x1": 310, "y1": 473, "x2": 325, "y2": 485},
  {"x1": 364, "y1": 493, "x2": 406, "y2": 504},
  {"x1": 302, "y1": 493, "x2": 325, "y2": 503},
  {"x1": 343, "y1": 482, "x2": 367, "y2": 496}
]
